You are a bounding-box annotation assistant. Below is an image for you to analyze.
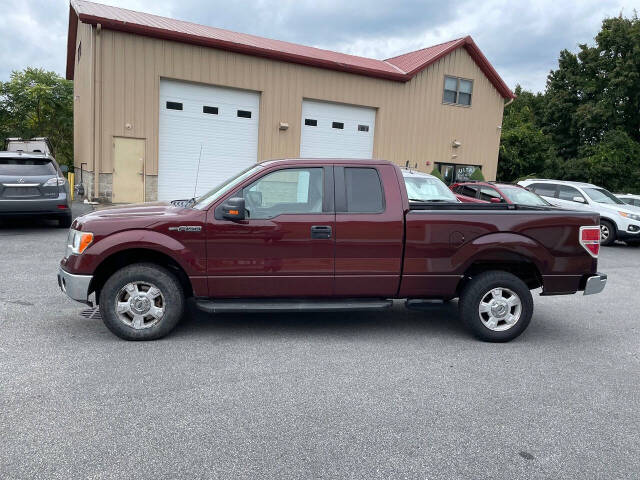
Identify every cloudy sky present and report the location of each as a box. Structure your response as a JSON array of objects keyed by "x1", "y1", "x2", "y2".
[{"x1": 0, "y1": 0, "x2": 635, "y2": 92}]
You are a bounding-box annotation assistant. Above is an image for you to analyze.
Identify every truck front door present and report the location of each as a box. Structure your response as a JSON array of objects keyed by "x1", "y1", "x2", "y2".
[{"x1": 206, "y1": 165, "x2": 335, "y2": 297}]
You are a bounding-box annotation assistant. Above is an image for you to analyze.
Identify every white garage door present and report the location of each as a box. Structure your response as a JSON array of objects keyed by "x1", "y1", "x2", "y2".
[
  {"x1": 158, "y1": 79, "x2": 260, "y2": 201},
  {"x1": 300, "y1": 100, "x2": 376, "y2": 158}
]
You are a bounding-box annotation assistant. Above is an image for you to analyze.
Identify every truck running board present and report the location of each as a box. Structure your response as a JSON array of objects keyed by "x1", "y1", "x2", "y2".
[{"x1": 194, "y1": 298, "x2": 393, "y2": 313}]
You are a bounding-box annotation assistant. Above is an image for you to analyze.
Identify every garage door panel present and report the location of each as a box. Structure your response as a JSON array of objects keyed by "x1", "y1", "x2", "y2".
[
  {"x1": 158, "y1": 79, "x2": 259, "y2": 201},
  {"x1": 300, "y1": 100, "x2": 376, "y2": 159}
]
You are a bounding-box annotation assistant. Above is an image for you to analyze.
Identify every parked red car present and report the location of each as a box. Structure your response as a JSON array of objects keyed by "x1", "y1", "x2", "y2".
[
  {"x1": 451, "y1": 181, "x2": 550, "y2": 206},
  {"x1": 58, "y1": 159, "x2": 605, "y2": 343}
]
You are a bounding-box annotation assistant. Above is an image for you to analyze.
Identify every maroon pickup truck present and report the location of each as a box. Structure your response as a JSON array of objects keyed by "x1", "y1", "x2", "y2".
[{"x1": 58, "y1": 159, "x2": 606, "y2": 342}]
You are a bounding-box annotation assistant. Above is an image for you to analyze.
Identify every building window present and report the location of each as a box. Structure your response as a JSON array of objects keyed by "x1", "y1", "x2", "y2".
[
  {"x1": 305, "y1": 119, "x2": 317, "y2": 126},
  {"x1": 166, "y1": 101, "x2": 183, "y2": 110},
  {"x1": 435, "y1": 163, "x2": 481, "y2": 185},
  {"x1": 443, "y1": 76, "x2": 473, "y2": 106},
  {"x1": 358, "y1": 125, "x2": 369, "y2": 132},
  {"x1": 203, "y1": 106, "x2": 218, "y2": 114},
  {"x1": 332, "y1": 122, "x2": 344, "y2": 129},
  {"x1": 237, "y1": 110, "x2": 251, "y2": 118}
]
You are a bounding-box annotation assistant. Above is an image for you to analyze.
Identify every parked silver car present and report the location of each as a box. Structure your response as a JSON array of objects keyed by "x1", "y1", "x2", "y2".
[{"x1": 0, "y1": 151, "x2": 71, "y2": 227}]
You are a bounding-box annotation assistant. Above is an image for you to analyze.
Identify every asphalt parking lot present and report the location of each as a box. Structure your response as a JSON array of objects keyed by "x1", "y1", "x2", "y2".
[{"x1": 1, "y1": 206, "x2": 639, "y2": 479}]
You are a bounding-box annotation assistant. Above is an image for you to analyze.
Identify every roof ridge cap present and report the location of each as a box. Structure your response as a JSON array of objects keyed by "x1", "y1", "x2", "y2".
[{"x1": 384, "y1": 36, "x2": 467, "y2": 62}]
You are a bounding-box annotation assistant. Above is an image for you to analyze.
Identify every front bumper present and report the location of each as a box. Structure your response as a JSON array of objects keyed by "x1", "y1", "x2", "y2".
[
  {"x1": 583, "y1": 273, "x2": 607, "y2": 295},
  {"x1": 57, "y1": 266, "x2": 93, "y2": 304}
]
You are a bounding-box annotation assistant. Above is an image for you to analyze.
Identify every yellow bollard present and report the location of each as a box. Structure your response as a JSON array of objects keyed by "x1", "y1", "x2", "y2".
[{"x1": 69, "y1": 172, "x2": 75, "y2": 201}]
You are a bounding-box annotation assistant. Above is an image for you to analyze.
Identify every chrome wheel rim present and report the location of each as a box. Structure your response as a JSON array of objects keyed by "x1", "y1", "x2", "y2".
[
  {"x1": 115, "y1": 281, "x2": 165, "y2": 330},
  {"x1": 478, "y1": 287, "x2": 522, "y2": 332},
  {"x1": 600, "y1": 224, "x2": 610, "y2": 242}
]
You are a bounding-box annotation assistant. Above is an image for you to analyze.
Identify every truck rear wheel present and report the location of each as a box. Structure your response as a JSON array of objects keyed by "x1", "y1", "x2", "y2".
[
  {"x1": 99, "y1": 263, "x2": 184, "y2": 340},
  {"x1": 459, "y1": 271, "x2": 533, "y2": 342}
]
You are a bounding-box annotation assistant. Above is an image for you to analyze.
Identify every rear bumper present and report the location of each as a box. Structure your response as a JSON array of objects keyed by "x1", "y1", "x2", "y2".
[
  {"x1": 583, "y1": 273, "x2": 607, "y2": 295},
  {"x1": 57, "y1": 266, "x2": 93, "y2": 305},
  {"x1": 0, "y1": 193, "x2": 70, "y2": 216}
]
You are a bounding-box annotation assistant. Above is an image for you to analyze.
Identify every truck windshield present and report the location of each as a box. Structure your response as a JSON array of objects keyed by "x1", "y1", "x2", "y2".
[
  {"x1": 500, "y1": 186, "x2": 550, "y2": 206},
  {"x1": 404, "y1": 175, "x2": 458, "y2": 202},
  {"x1": 0, "y1": 158, "x2": 56, "y2": 175},
  {"x1": 193, "y1": 164, "x2": 264, "y2": 210},
  {"x1": 583, "y1": 187, "x2": 625, "y2": 205}
]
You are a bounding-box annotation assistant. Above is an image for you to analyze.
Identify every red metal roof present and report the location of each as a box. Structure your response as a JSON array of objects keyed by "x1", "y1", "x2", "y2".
[{"x1": 66, "y1": 0, "x2": 515, "y2": 99}]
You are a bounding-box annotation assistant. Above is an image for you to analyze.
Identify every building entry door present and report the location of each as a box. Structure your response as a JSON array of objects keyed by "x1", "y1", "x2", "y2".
[{"x1": 113, "y1": 137, "x2": 145, "y2": 204}]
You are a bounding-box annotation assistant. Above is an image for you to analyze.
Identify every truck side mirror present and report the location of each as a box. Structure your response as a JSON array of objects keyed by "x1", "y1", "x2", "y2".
[{"x1": 221, "y1": 197, "x2": 246, "y2": 221}]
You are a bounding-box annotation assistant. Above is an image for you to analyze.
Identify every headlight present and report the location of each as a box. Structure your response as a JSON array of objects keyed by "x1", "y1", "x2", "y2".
[
  {"x1": 618, "y1": 211, "x2": 640, "y2": 222},
  {"x1": 66, "y1": 229, "x2": 93, "y2": 256},
  {"x1": 43, "y1": 177, "x2": 66, "y2": 187}
]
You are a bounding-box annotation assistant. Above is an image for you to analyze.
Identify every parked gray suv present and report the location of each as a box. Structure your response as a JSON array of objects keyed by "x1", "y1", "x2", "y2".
[{"x1": 0, "y1": 152, "x2": 72, "y2": 227}]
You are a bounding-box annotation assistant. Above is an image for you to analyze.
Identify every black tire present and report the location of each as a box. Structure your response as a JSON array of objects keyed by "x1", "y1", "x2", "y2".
[
  {"x1": 459, "y1": 271, "x2": 533, "y2": 342},
  {"x1": 99, "y1": 263, "x2": 185, "y2": 341},
  {"x1": 58, "y1": 213, "x2": 72, "y2": 228},
  {"x1": 600, "y1": 220, "x2": 616, "y2": 246}
]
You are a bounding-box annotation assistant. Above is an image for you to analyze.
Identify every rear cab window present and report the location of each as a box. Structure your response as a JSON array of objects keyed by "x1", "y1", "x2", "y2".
[{"x1": 339, "y1": 167, "x2": 384, "y2": 213}]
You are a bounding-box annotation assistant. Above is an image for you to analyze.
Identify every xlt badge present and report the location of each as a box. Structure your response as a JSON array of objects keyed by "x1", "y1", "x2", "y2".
[{"x1": 168, "y1": 226, "x2": 202, "y2": 232}]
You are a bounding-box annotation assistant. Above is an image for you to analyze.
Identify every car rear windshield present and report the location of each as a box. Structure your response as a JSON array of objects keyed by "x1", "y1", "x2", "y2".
[
  {"x1": 0, "y1": 158, "x2": 56, "y2": 175},
  {"x1": 500, "y1": 186, "x2": 549, "y2": 206}
]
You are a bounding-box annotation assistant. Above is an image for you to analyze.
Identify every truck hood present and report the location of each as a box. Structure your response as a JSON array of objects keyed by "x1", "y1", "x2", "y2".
[{"x1": 73, "y1": 202, "x2": 205, "y2": 234}]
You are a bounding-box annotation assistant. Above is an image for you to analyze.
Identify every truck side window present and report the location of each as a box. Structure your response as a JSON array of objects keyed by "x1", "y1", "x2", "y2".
[
  {"x1": 242, "y1": 168, "x2": 323, "y2": 219},
  {"x1": 344, "y1": 167, "x2": 384, "y2": 213}
]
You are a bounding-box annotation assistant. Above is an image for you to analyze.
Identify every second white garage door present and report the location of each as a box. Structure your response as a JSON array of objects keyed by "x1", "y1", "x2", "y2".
[
  {"x1": 300, "y1": 100, "x2": 376, "y2": 158},
  {"x1": 158, "y1": 79, "x2": 260, "y2": 201}
]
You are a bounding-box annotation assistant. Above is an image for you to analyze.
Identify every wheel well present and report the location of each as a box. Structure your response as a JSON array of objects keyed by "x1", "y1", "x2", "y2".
[
  {"x1": 600, "y1": 217, "x2": 617, "y2": 232},
  {"x1": 459, "y1": 261, "x2": 543, "y2": 294},
  {"x1": 89, "y1": 249, "x2": 193, "y2": 304}
]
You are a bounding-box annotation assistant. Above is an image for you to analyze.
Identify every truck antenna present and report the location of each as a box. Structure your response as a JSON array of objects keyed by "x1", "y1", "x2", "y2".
[{"x1": 193, "y1": 145, "x2": 203, "y2": 198}]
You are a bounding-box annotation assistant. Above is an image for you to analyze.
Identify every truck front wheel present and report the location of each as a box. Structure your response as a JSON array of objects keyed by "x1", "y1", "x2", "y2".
[
  {"x1": 459, "y1": 271, "x2": 533, "y2": 342},
  {"x1": 99, "y1": 263, "x2": 185, "y2": 341}
]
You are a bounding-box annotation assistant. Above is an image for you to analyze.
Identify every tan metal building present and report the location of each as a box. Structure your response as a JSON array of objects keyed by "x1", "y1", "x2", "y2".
[{"x1": 66, "y1": 0, "x2": 514, "y2": 203}]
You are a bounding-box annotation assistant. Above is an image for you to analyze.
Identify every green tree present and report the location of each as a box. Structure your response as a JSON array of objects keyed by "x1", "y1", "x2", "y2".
[
  {"x1": 564, "y1": 129, "x2": 640, "y2": 193},
  {"x1": 0, "y1": 68, "x2": 73, "y2": 167},
  {"x1": 498, "y1": 86, "x2": 556, "y2": 181}
]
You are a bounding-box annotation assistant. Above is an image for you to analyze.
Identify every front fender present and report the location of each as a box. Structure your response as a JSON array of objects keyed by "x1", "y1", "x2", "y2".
[{"x1": 62, "y1": 229, "x2": 205, "y2": 276}]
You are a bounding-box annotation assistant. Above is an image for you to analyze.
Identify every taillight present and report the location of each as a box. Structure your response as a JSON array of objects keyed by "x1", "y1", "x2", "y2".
[{"x1": 580, "y1": 226, "x2": 600, "y2": 258}]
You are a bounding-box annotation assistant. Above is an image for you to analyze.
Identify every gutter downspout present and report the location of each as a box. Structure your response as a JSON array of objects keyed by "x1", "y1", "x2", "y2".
[{"x1": 92, "y1": 23, "x2": 102, "y2": 201}]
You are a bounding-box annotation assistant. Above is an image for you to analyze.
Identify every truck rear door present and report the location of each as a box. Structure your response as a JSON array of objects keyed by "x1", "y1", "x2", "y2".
[{"x1": 333, "y1": 164, "x2": 404, "y2": 297}]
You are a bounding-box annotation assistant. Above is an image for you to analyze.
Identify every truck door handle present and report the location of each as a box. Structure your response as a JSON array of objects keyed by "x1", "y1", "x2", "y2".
[{"x1": 311, "y1": 225, "x2": 332, "y2": 239}]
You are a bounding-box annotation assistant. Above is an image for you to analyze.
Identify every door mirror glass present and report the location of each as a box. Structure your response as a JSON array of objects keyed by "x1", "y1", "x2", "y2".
[
  {"x1": 60, "y1": 165, "x2": 69, "y2": 174},
  {"x1": 573, "y1": 196, "x2": 586, "y2": 203},
  {"x1": 221, "y1": 197, "x2": 246, "y2": 220}
]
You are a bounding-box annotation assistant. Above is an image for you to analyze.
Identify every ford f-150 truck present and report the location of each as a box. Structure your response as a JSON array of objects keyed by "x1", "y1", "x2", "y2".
[{"x1": 58, "y1": 159, "x2": 607, "y2": 342}]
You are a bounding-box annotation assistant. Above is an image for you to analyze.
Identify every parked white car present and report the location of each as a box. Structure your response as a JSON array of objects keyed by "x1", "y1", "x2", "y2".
[
  {"x1": 518, "y1": 179, "x2": 640, "y2": 246},
  {"x1": 616, "y1": 193, "x2": 640, "y2": 210}
]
